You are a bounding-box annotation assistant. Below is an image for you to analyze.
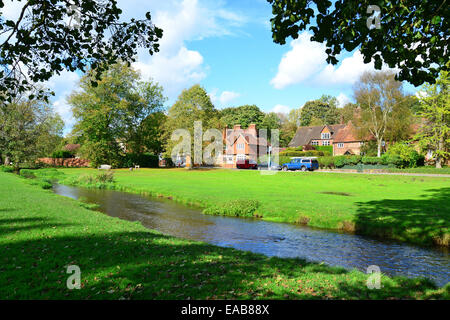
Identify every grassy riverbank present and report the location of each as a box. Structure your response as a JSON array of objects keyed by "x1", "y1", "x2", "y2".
[
  {"x1": 36, "y1": 168, "x2": 450, "y2": 247},
  {"x1": 0, "y1": 172, "x2": 448, "y2": 299}
]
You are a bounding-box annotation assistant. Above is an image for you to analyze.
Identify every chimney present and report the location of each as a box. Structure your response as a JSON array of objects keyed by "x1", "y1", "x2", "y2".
[
  {"x1": 248, "y1": 123, "x2": 257, "y2": 132},
  {"x1": 233, "y1": 124, "x2": 241, "y2": 130}
]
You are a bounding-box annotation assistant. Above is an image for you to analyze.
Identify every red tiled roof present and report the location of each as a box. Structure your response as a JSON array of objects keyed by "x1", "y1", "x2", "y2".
[{"x1": 333, "y1": 123, "x2": 359, "y2": 143}]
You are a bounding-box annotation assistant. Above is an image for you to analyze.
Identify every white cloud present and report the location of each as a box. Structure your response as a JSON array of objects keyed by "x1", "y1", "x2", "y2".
[
  {"x1": 336, "y1": 93, "x2": 351, "y2": 108},
  {"x1": 270, "y1": 32, "x2": 327, "y2": 89},
  {"x1": 1, "y1": 0, "x2": 24, "y2": 20},
  {"x1": 315, "y1": 51, "x2": 377, "y2": 86},
  {"x1": 133, "y1": 46, "x2": 206, "y2": 98},
  {"x1": 271, "y1": 104, "x2": 291, "y2": 114},
  {"x1": 208, "y1": 89, "x2": 240, "y2": 107},
  {"x1": 219, "y1": 91, "x2": 240, "y2": 105},
  {"x1": 271, "y1": 31, "x2": 396, "y2": 89},
  {"x1": 131, "y1": 0, "x2": 247, "y2": 100},
  {"x1": 47, "y1": 70, "x2": 80, "y2": 132}
]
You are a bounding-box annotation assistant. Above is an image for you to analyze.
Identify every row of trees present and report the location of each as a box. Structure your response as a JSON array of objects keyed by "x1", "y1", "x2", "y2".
[
  {"x1": 0, "y1": 92, "x2": 64, "y2": 169},
  {"x1": 1, "y1": 63, "x2": 447, "y2": 168}
]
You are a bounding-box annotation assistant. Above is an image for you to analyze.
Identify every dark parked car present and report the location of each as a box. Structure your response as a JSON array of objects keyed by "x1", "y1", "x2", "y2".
[{"x1": 236, "y1": 159, "x2": 258, "y2": 169}]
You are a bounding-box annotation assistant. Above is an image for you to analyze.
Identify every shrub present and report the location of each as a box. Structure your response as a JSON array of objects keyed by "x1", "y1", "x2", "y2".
[
  {"x1": 315, "y1": 145, "x2": 333, "y2": 156},
  {"x1": 302, "y1": 145, "x2": 316, "y2": 151},
  {"x1": 278, "y1": 156, "x2": 292, "y2": 165},
  {"x1": 51, "y1": 150, "x2": 74, "y2": 158},
  {"x1": 360, "y1": 140, "x2": 378, "y2": 156},
  {"x1": 381, "y1": 153, "x2": 402, "y2": 167},
  {"x1": 71, "y1": 171, "x2": 115, "y2": 188},
  {"x1": 163, "y1": 157, "x2": 174, "y2": 167},
  {"x1": 203, "y1": 199, "x2": 260, "y2": 218},
  {"x1": 362, "y1": 156, "x2": 381, "y2": 165},
  {"x1": 345, "y1": 155, "x2": 362, "y2": 165},
  {"x1": 1, "y1": 166, "x2": 13, "y2": 173},
  {"x1": 386, "y1": 142, "x2": 425, "y2": 168},
  {"x1": 121, "y1": 153, "x2": 159, "y2": 168},
  {"x1": 334, "y1": 156, "x2": 347, "y2": 168},
  {"x1": 96, "y1": 171, "x2": 115, "y2": 183},
  {"x1": 19, "y1": 169, "x2": 36, "y2": 179},
  {"x1": 318, "y1": 156, "x2": 334, "y2": 169}
]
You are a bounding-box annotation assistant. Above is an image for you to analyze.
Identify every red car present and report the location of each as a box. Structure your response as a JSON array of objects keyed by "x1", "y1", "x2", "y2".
[{"x1": 236, "y1": 159, "x2": 258, "y2": 169}]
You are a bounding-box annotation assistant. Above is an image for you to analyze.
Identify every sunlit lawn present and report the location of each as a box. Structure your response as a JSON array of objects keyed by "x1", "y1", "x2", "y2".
[
  {"x1": 52, "y1": 168, "x2": 450, "y2": 247},
  {"x1": 0, "y1": 172, "x2": 448, "y2": 299}
]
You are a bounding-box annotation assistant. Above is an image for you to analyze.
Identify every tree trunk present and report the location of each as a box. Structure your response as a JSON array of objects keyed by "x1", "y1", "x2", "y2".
[
  {"x1": 4, "y1": 156, "x2": 10, "y2": 166},
  {"x1": 377, "y1": 140, "x2": 382, "y2": 157},
  {"x1": 436, "y1": 137, "x2": 444, "y2": 168}
]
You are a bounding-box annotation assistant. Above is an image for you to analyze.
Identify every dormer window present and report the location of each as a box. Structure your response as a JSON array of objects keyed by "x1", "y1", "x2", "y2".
[{"x1": 321, "y1": 133, "x2": 330, "y2": 139}]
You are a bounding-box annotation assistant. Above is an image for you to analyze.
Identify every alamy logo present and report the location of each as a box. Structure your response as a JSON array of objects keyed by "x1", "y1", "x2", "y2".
[
  {"x1": 366, "y1": 265, "x2": 381, "y2": 289},
  {"x1": 67, "y1": 2, "x2": 82, "y2": 29},
  {"x1": 66, "y1": 265, "x2": 81, "y2": 290},
  {"x1": 367, "y1": 5, "x2": 381, "y2": 30},
  {"x1": 170, "y1": 121, "x2": 280, "y2": 175}
]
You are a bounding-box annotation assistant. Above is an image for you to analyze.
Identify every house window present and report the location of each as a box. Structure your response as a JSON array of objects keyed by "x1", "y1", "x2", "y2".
[
  {"x1": 321, "y1": 133, "x2": 330, "y2": 139},
  {"x1": 311, "y1": 141, "x2": 319, "y2": 146},
  {"x1": 236, "y1": 154, "x2": 246, "y2": 161},
  {"x1": 337, "y1": 143, "x2": 344, "y2": 148},
  {"x1": 323, "y1": 140, "x2": 330, "y2": 146},
  {"x1": 237, "y1": 143, "x2": 244, "y2": 150}
]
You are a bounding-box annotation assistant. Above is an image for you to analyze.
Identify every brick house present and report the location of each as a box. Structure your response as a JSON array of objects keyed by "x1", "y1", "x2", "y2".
[
  {"x1": 288, "y1": 124, "x2": 346, "y2": 149},
  {"x1": 332, "y1": 121, "x2": 368, "y2": 155},
  {"x1": 221, "y1": 124, "x2": 269, "y2": 168}
]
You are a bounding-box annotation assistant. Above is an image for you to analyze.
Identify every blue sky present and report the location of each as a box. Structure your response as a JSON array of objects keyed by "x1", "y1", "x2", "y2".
[{"x1": 2, "y1": 0, "x2": 419, "y2": 134}]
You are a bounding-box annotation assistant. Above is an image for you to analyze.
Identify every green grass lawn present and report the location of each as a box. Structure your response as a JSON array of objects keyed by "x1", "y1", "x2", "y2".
[
  {"x1": 46, "y1": 168, "x2": 450, "y2": 247},
  {"x1": 0, "y1": 172, "x2": 448, "y2": 299}
]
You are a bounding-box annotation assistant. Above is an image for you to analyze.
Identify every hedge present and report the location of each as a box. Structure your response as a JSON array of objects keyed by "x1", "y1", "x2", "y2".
[
  {"x1": 315, "y1": 145, "x2": 333, "y2": 156},
  {"x1": 121, "y1": 153, "x2": 159, "y2": 168},
  {"x1": 362, "y1": 156, "x2": 382, "y2": 165},
  {"x1": 0, "y1": 165, "x2": 14, "y2": 173},
  {"x1": 319, "y1": 153, "x2": 422, "y2": 169},
  {"x1": 279, "y1": 150, "x2": 325, "y2": 157}
]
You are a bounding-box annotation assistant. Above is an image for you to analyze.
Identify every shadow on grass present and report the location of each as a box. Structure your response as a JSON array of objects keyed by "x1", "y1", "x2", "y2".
[
  {"x1": 0, "y1": 217, "x2": 76, "y2": 237},
  {"x1": 354, "y1": 188, "x2": 450, "y2": 246},
  {"x1": 0, "y1": 216, "x2": 444, "y2": 300}
]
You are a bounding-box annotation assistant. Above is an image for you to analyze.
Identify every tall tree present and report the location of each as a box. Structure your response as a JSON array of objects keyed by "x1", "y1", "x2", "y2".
[
  {"x1": 287, "y1": 107, "x2": 301, "y2": 126},
  {"x1": 261, "y1": 112, "x2": 282, "y2": 139},
  {"x1": 0, "y1": 94, "x2": 63, "y2": 168},
  {"x1": 0, "y1": 0, "x2": 162, "y2": 103},
  {"x1": 164, "y1": 84, "x2": 219, "y2": 157},
  {"x1": 268, "y1": 0, "x2": 448, "y2": 86},
  {"x1": 353, "y1": 70, "x2": 411, "y2": 157},
  {"x1": 69, "y1": 62, "x2": 166, "y2": 167},
  {"x1": 278, "y1": 107, "x2": 301, "y2": 146},
  {"x1": 339, "y1": 102, "x2": 359, "y2": 123},
  {"x1": 384, "y1": 95, "x2": 417, "y2": 143},
  {"x1": 415, "y1": 68, "x2": 449, "y2": 168},
  {"x1": 299, "y1": 95, "x2": 340, "y2": 126},
  {"x1": 139, "y1": 112, "x2": 167, "y2": 155},
  {"x1": 219, "y1": 105, "x2": 265, "y2": 129}
]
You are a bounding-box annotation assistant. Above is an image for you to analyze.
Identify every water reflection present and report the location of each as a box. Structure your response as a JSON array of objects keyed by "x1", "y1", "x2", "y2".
[{"x1": 53, "y1": 184, "x2": 450, "y2": 287}]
